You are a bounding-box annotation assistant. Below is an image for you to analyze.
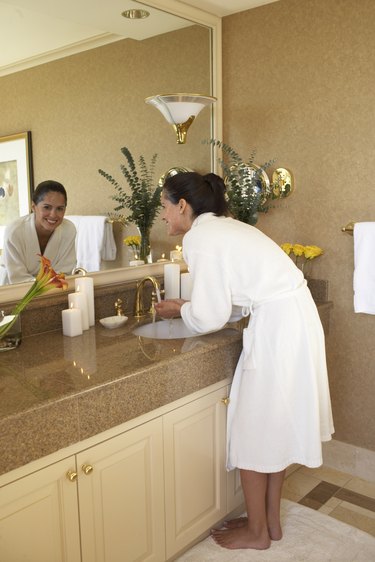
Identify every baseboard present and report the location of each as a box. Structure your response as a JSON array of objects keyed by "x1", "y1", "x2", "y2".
[{"x1": 322, "y1": 439, "x2": 375, "y2": 482}]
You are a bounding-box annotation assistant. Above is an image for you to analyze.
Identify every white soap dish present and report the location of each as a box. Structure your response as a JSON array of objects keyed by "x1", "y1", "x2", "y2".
[{"x1": 99, "y1": 315, "x2": 128, "y2": 330}]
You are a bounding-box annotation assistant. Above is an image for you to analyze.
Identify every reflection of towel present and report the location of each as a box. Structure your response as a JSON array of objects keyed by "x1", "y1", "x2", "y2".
[
  {"x1": 66, "y1": 216, "x2": 116, "y2": 272},
  {"x1": 353, "y1": 222, "x2": 375, "y2": 314}
]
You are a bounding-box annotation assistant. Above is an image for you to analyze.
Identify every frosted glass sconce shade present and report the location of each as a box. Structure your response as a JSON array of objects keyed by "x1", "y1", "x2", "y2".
[{"x1": 145, "y1": 93, "x2": 216, "y2": 144}]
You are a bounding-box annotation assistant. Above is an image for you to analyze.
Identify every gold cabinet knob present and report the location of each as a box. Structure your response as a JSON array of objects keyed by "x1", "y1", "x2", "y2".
[
  {"x1": 82, "y1": 464, "x2": 94, "y2": 475},
  {"x1": 66, "y1": 470, "x2": 78, "y2": 482},
  {"x1": 221, "y1": 397, "x2": 230, "y2": 406}
]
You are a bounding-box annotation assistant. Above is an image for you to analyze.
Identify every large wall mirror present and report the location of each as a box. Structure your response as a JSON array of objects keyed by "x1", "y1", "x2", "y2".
[{"x1": 0, "y1": 0, "x2": 221, "y2": 303}]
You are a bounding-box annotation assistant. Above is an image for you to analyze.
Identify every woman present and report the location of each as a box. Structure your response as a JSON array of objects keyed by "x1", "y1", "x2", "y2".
[
  {"x1": 2, "y1": 180, "x2": 76, "y2": 284},
  {"x1": 155, "y1": 171, "x2": 334, "y2": 551}
]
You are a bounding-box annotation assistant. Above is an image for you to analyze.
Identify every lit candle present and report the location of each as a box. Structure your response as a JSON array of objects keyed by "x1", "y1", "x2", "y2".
[
  {"x1": 164, "y1": 263, "x2": 180, "y2": 299},
  {"x1": 170, "y1": 245, "x2": 183, "y2": 261},
  {"x1": 157, "y1": 253, "x2": 168, "y2": 263},
  {"x1": 68, "y1": 291, "x2": 89, "y2": 330},
  {"x1": 180, "y1": 272, "x2": 192, "y2": 300},
  {"x1": 75, "y1": 277, "x2": 95, "y2": 326},
  {"x1": 62, "y1": 303, "x2": 83, "y2": 337}
]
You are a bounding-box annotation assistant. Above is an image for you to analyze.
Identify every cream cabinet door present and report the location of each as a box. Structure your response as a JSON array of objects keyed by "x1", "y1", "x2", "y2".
[
  {"x1": 77, "y1": 417, "x2": 165, "y2": 562},
  {"x1": 163, "y1": 387, "x2": 227, "y2": 559},
  {"x1": 0, "y1": 456, "x2": 81, "y2": 562}
]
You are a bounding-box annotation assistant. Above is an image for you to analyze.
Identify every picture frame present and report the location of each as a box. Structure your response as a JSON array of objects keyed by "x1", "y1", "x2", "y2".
[{"x1": 0, "y1": 131, "x2": 34, "y2": 249}]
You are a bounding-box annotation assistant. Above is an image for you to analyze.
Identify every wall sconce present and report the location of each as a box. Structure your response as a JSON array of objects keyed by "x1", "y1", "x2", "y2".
[{"x1": 145, "y1": 93, "x2": 217, "y2": 144}]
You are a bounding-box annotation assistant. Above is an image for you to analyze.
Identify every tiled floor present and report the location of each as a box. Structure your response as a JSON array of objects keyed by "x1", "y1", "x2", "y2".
[{"x1": 282, "y1": 465, "x2": 375, "y2": 537}]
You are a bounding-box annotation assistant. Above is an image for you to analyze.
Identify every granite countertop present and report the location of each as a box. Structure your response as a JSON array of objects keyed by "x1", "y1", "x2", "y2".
[
  {"x1": 0, "y1": 301, "x2": 332, "y2": 477},
  {"x1": 0, "y1": 317, "x2": 243, "y2": 476}
]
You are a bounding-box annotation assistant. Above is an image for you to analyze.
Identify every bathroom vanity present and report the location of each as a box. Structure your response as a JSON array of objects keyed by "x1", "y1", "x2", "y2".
[
  {"x1": 0, "y1": 316, "x2": 245, "y2": 562},
  {"x1": 0, "y1": 276, "x2": 332, "y2": 562}
]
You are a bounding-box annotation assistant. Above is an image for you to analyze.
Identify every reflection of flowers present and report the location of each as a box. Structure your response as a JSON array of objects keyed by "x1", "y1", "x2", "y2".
[
  {"x1": 204, "y1": 139, "x2": 276, "y2": 226},
  {"x1": 281, "y1": 243, "x2": 323, "y2": 277},
  {"x1": 124, "y1": 235, "x2": 141, "y2": 259},
  {"x1": 98, "y1": 147, "x2": 162, "y2": 262},
  {"x1": 0, "y1": 255, "x2": 68, "y2": 339}
]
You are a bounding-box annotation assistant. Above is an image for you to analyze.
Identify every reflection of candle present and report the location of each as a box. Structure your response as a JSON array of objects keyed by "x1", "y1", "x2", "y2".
[
  {"x1": 68, "y1": 292, "x2": 89, "y2": 330},
  {"x1": 63, "y1": 329, "x2": 97, "y2": 374},
  {"x1": 170, "y1": 245, "x2": 183, "y2": 261},
  {"x1": 62, "y1": 303, "x2": 83, "y2": 337},
  {"x1": 164, "y1": 263, "x2": 180, "y2": 299},
  {"x1": 180, "y1": 272, "x2": 192, "y2": 300},
  {"x1": 75, "y1": 277, "x2": 95, "y2": 326}
]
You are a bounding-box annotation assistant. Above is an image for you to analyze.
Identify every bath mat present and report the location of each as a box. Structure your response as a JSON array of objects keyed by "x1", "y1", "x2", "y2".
[{"x1": 176, "y1": 499, "x2": 375, "y2": 561}]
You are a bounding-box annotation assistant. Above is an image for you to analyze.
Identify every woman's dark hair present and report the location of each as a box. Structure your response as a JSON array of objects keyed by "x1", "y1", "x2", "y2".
[
  {"x1": 163, "y1": 172, "x2": 229, "y2": 217},
  {"x1": 32, "y1": 180, "x2": 67, "y2": 205}
]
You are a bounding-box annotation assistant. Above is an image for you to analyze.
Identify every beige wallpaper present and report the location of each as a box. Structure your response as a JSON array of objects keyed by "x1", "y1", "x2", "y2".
[
  {"x1": 0, "y1": 25, "x2": 211, "y2": 260},
  {"x1": 223, "y1": 0, "x2": 375, "y2": 451}
]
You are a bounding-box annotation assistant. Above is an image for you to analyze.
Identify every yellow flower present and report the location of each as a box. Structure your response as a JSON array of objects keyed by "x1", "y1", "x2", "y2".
[
  {"x1": 280, "y1": 243, "x2": 293, "y2": 255},
  {"x1": 304, "y1": 245, "x2": 323, "y2": 259},
  {"x1": 292, "y1": 244, "x2": 305, "y2": 257},
  {"x1": 124, "y1": 235, "x2": 141, "y2": 247}
]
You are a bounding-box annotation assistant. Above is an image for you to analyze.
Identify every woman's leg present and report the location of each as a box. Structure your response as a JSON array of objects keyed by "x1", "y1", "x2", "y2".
[
  {"x1": 211, "y1": 469, "x2": 271, "y2": 550},
  {"x1": 223, "y1": 469, "x2": 286, "y2": 541},
  {"x1": 266, "y1": 469, "x2": 286, "y2": 540}
]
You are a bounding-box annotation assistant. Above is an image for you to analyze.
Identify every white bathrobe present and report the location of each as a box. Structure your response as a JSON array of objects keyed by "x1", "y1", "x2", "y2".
[
  {"x1": 2, "y1": 214, "x2": 76, "y2": 284},
  {"x1": 180, "y1": 213, "x2": 334, "y2": 473}
]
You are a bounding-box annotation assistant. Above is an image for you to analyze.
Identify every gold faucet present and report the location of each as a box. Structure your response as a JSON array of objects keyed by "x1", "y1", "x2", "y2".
[
  {"x1": 134, "y1": 276, "x2": 161, "y2": 318},
  {"x1": 114, "y1": 298, "x2": 125, "y2": 316}
]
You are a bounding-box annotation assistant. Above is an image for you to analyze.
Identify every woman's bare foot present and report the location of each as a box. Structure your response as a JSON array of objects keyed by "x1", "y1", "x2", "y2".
[
  {"x1": 268, "y1": 521, "x2": 283, "y2": 541},
  {"x1": 224, "y1": 517, "x2": 282, "y2": 540},
  {"x1": 211, "y1": 526, "x2": 270, "y2": 550}
]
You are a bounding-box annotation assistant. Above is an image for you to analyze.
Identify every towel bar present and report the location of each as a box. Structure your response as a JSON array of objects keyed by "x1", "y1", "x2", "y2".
[
  {"x1": 107, "y1": 213, "x2": 127, "y2": 227},
  {"x1": 342, "y1": 221, "x2": 355, "y2": 235}
]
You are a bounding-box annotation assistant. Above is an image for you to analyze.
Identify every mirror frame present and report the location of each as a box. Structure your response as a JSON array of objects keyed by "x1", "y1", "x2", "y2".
[{"x1": 1, "y1": 0, "x2": 222, "y2": 305}]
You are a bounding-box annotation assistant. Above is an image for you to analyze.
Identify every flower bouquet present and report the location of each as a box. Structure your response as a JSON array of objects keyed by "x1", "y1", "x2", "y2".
[
  {"x1": 0, "y1": 255, "x2": 68, "y2": 350},
  {"x1": 281, "y1": 243, "x2": 323, "y2": 277},
  {"x1": 124, "y1": 235, "x2": 141, "y2": 260}
]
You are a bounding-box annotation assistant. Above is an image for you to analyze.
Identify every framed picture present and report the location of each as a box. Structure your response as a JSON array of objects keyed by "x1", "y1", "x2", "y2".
[{"x1": 0, "y1": 131, "x2": 34, "y2": 249}]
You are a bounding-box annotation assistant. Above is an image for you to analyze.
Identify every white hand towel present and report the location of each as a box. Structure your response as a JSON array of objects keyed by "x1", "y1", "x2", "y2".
[
  {"x1": 66, "y1": 215, "x2": 115, "y2": 272},
  {"x1": 353, "y1": 222, "x2": 375, "y2": 314},
  {"x1": 101, "y1": 222, "x2": 117, "y2": 261}
]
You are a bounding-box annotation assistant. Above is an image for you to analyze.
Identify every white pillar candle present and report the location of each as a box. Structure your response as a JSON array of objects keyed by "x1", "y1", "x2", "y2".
[
  {"x1": 75, "y1": 277, "x2": 95, "y2": 326},
  {"x1": 62, "y1": 304, "x2": 83, "y2": 337},
  {"x1": 164, "y1": 263, "x2": 180, "y2": 299},
  {"x1": 68, "y1": 292, "x2": 89, "y2": 331},
  {"x1": 180, "y1": 272, "x2": 192, "y2": 300}
]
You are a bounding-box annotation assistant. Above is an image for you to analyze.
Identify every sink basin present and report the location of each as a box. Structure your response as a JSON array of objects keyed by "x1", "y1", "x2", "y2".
[{"x1": 132, "y1": 318, "x2": 199, "y2": 339}]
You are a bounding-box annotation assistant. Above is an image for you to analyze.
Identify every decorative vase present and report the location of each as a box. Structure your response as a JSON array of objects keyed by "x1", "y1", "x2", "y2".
[
  {"x1": 299, "y1": 259, "x2": 312, "y2": 279},
  {"x1": 138, "y1": 227, "x2": 152, "y2": 263},
  {"x1": 0, "y1": 313, "x2": 22, "y2": 351}
]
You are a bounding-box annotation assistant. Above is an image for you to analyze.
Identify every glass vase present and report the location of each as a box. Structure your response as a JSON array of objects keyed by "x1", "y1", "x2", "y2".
[
  {"x1": 0, "y1": 312, "x2": 22, "y2": 351},
  {"x1": 138, "y1": 227, "x2": 152, "y2": 264}
]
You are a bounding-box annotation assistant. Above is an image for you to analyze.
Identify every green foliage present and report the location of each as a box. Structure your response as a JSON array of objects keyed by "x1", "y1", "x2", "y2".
[
  {"x1": 204, "y1": 139, "x2": 276, "y2": 225},
  {"x1": 98, "y1": 147, "x2": 162, "y2": 233}
]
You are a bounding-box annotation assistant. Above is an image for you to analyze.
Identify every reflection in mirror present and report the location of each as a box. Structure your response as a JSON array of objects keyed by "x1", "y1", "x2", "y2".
[{"x1": 0, "y1": 1, "x2": 213, "y2": 288}]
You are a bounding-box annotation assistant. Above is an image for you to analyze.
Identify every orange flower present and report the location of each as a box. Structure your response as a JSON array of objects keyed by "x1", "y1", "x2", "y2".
[
  {"x1": 35, "y1": 255, "x2": 68, "y2": 292},
  {"x1": 0, "y1": 255, "x2": 69, "y2": 339}
]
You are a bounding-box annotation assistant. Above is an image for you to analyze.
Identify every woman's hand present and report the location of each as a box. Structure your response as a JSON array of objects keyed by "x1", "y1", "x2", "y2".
[{"x1": 154, "y1": 298, "x2": 186, "y2": 319}]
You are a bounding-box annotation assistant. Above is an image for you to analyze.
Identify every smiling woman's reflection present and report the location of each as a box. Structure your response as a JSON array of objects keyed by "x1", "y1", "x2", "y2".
[{"x1": 0, "y1": 180, "x2": 76, "y2": 284}]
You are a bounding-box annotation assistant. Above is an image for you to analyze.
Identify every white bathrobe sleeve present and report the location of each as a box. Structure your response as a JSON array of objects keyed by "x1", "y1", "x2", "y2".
[{"x1": 180, "y1": 243, "x2": 233, "y2": 334}]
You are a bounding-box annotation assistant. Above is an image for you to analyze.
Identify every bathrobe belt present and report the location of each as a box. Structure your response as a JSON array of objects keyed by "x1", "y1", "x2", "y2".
[{"x1": 241, "y1": 279, "x2": 308, "y2": 317}]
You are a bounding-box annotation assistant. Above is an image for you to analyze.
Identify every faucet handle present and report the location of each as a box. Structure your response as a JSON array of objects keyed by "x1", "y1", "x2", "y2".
[{"x1": 114, "y1": 298, "x2": 125, "y2": 316}]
